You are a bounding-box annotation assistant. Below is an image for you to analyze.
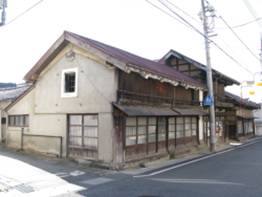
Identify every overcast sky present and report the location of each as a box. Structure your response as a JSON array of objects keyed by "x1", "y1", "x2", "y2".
[{"x1": 0, "y1": 0, "x2": 261, "y2": 101}]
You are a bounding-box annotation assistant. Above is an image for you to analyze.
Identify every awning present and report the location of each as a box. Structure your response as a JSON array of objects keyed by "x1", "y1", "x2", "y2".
[
  {"x1": 173, "y1": 107, "x2": 208, "y2": 116},
  {"x1": 113, "y1": 103, "x2": 208, "y2": 117},
  {"x1": 113, "y1": 103, "x2": 179, "y2": 117},
  {"x1": 237, "y1": 114, "x2": 254, "y2": 119}
]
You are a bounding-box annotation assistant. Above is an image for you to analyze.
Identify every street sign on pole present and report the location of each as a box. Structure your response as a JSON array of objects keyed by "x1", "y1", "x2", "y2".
[{"x1": 201, "y1": 0, "x2": 216, "y2": 152}]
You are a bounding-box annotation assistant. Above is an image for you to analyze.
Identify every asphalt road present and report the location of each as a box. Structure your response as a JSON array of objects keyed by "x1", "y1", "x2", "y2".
[
  {"x1": 1, "y1": 139, "x2": 262, "y2": 196},
  {"x1": 80, "y1": 140, "x2": 262, "y2": 197}
]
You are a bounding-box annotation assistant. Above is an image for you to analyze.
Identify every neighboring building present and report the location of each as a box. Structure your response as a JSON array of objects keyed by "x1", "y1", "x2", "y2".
[
  {"x1": 225, "y1": 92, "x2": 260, "y2": 139},
  {"x1": 254, "y1": 104, "x2": 262, "y2": 136},
  {"x1": 0, "y1": 84, "x2": 31, "y2": 142},
  {"x1": 159, "y1": 50, "x2": 240, "y2": 143},
  {"x1": 4, "y1": 31, "x2": 209, "y2": 168},
  {"x1": 0, "y1": 83, "x2": 16, "y2": 89}
]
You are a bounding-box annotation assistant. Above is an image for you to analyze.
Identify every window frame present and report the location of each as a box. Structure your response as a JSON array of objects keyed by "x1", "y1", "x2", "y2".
[
  {"x1": 8, "y1": 115, "x2": 29, "y2": 127},
  {"x1": 68, "y1": 114, "x2": 98, "y2": 150},
  {"x1": 61, "y1": 68, "x2": 78, "y2": 98}
]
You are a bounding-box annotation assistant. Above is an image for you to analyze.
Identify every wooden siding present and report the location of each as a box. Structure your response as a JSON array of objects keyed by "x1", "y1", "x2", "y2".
[
  {"x1": 167, "y1": 57, "x2": 206, "y2": 83},
  {"x1": 118, "y1": 71, "x2": 199, "y2": 106}
]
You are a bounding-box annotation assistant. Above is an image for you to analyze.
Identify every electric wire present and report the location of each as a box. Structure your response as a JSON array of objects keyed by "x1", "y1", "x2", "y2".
[
  {"x1": 144, "y1": 0, "x2": 190, "y2": 29},
  {"x1": 147, "y1": 0, "x2": 253, "y2": 74},
  {"x1": 232, "y1": 17, "x2": 262, "y2": 29},
  {"x1": 5, "y1": 0, "x2": 44, "y2": 25},
  {"x1": 164, "y1": 0, "x2": 202, "y2": 25},
  {"x1": 219, "y1": 15, "x2": 260, "y2": 62},
  {"x1": 242, "y1": 0, "x2": 262, "y2": 29}
]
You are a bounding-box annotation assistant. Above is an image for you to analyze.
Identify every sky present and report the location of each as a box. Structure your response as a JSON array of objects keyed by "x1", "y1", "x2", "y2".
[{"x1": 0, "y1": 0, "x2": 261, "y2": 101}]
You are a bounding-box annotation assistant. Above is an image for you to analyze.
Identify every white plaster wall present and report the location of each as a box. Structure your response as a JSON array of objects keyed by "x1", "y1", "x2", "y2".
[
  {"x1": 7, "y1": 44, "x2": 118, "y2": 162},
  {"x1": 7, "y1": 89, "x2": 35, "y2": 149}
]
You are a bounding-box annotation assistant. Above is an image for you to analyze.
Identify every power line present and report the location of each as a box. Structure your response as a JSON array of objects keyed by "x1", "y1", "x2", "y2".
[
  {"x1": 147, "y1": 0, "x2": 253, "y2": 74},
  {"x1": 5, "y1": 0, "x2": 44, "y2": 26},
  {"x1": 219, "y1": 15, "x2": 260, "y2": 62},
  {"x1": 232, "y1": 17, "x2": 262, "y2": 29},
  {"x1": 164, "y1": 0, "x2": 201, "y2": 25},
  {"x1": 242, "y1": 0, "x2": 262, "y2": 29},
  {"x1": 144, "y1": 0, "x2": 190, "y2": 29}
]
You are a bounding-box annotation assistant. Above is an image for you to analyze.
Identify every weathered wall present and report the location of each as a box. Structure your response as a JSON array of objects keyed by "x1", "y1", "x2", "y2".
[
  {"x1": 0, "y1": 100, "x2": 11, "y2": 142},
  {"x1": 7, "y1": 88, "x2": 35, "y2": 149},
  {"x1": 236, "y1": 107, "x2": 253, "y2": 119},
  {"x1": 7, "y1": 44, "x2": 118, "y2": 163}
]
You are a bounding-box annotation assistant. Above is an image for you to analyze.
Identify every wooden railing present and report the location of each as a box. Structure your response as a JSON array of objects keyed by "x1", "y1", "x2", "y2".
[{"x1": 117, "y1": 90, "x2": 201, "y2": 106}]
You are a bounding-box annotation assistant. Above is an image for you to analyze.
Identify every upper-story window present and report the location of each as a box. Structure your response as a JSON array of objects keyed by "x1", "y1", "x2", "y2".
[{"x1": 61, "y1": 68, "x2": 78, "y2": 97}]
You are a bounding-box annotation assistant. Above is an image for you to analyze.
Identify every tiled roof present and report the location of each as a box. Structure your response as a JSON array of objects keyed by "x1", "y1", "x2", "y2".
[
  {"x1": 24, "y1": 31, "x2": 206, "y2": 90},
  {"x1": 225, "y1": 91, "x2": 260, "y2": 109},
  {"x1": 0, "y1": 84, "x2": 31, "y2": 102}
]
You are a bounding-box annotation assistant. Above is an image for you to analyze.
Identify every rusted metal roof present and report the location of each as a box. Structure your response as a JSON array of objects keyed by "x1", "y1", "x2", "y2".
[
  {"x1": 225, "y1": 91, "x2": 260, "y2": 109},
  {"x1": 24, "y1": 31, "x2": 205, "y2": 90},
  {"x1": 160, "y1": 49, "x2": 240, "y2": 86},
  {"x1": 113, "y1": 103, "x2": 179, "y2": 116},
  {"x1": 113, "y1": 103, "x2": 208, "y2": 116},
  {"x1": 173, "y1": 107, "x2": 208, "y2": 116}
]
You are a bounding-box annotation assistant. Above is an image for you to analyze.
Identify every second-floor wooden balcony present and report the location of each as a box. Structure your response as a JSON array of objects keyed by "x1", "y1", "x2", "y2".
[
  {"x1": 215, "y1": 95, "x2": 234, "y2": 108},
  {"x1": 117, "y1": 90, "x2": 201, "y2": 106}
]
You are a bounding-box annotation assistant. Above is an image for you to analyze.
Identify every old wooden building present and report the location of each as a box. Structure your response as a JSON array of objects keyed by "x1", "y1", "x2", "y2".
[
  {"x1": 225, "y1": 92, "x2": 260, "y2": 139},
  {"x1": 114, "y1": 70, "x2": 208, "y2": 163},
  {"x1": 159, "y1": 50, "x2": 240, "y2": 143},
  {"x1": 3, "y1": 31, "x2": 211, "y2": 168}
]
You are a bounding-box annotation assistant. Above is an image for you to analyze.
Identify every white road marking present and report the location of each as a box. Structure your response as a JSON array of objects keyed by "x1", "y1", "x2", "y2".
[
  {"x1": 150, "y1": 178, "x2": 245, "y2": 186},
  {"x1": 69, "y1": 171, "x2": 85, "y2": 177},
  {"x1": 134, "y1": 149, "x2": 233, "y2": 178},
  {"x1": 134, "y1": 140, "x2": 261, "y2": 178},
  {"x1": 80, "y1": 177, "x2": 113, "y2": 185}
]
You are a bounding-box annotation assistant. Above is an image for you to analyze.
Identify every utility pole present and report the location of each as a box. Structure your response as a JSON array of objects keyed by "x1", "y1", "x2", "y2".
[
  {"x1": 201, "y1": 0, "x2": 216, "y2": 152},
  {"x1": 260, "y1": 33, "x2": 262, "y2": 73},
  {"x1": 0, "y1": 0, "x2": 7, "y2": 26}
]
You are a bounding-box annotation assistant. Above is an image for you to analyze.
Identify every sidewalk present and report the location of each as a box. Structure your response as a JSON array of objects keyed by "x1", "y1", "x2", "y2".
[
  {"x1": 0, "y1": 153, "x2": 84, "y2": 197},
  {"x1": 0, "y1": 146, "x2": 119, "y2": 197},
  {"x1": 123, "y1": 136, "x2": 262, "y2": 176},
  {"x1": 0, "y1": 135, "x2": 261, "y2": 196}
]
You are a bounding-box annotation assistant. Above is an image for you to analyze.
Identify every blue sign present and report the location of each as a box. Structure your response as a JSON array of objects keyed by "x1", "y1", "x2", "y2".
[{"x1": 203, "y1": 95, "x2": 213, "y2": 107}]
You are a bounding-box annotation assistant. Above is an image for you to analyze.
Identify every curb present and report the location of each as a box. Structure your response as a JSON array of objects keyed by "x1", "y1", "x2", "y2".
[{"x1": 133, "y1": 136, "x2": 262, "y2": 178}]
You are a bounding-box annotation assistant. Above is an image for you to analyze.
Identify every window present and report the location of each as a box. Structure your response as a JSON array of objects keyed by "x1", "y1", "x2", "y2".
[
  {"x1": 185, "y1": 117, "x2": 192, "y2": 137},
  {"x1": 157, "y1": 117, "x2": 166, "y2": 141},
  {"x1": 168, "y1": 117, "x2": 175, "y2": 139},
  {"x1": 125, "y1": 117, "x2": 137, "y2": 146},
  {"x1": 69, "y1": 114, "x2": 98, "y2": 149},
  {"x1": 61, "y1": 68, "x2": 78, "y2": 97},
  {"x1": 137, "y1": 118, "x2": 147, "y2": 144},
  {"x1": 148, "y1": 117, "x2": 156, "y2": 143},
  {"x1": 65, "y1": 72, "x2": 75, "y2": 93},
  {"x1": 176, "y1": 117, "x2": 184, "y2": 138},
  {"x1": 1, "y1": 117, "x2": 6, "y2": 124},
  {"x1": 192, "y1": 117, "x2": 197, "y2": 136},
  {"x1": 8, "y1": 115, "x2": 29, "y2": 127}
]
